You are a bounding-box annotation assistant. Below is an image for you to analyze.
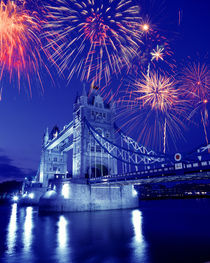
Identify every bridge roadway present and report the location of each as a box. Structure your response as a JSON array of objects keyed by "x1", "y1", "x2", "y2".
[{"x1": 88, "y1": 162, "x2": 210, "y2": 186}]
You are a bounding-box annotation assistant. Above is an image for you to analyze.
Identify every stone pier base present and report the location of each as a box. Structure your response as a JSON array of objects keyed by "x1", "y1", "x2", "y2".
[{"x1": 39, "y1": 182, "x2": 138, "y2": 212}]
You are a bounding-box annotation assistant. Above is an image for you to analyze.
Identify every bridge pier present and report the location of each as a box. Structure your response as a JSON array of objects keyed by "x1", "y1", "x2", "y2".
[{"x1": 39, "y1": 181, "x2": 138, "y2": 212}]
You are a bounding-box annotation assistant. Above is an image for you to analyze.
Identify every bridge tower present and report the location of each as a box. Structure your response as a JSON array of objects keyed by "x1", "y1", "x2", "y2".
[
  {"x1": 37, "y1": 126, "x2": 68, "y2": 187},
  {"x1": 73, "y1": 86, "x2": 117, "y2": 179}
]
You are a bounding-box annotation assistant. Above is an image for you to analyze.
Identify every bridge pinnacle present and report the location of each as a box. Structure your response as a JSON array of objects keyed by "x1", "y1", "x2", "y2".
[
  {"x1": 82, "y1": 84, "x2": 87, "y2": 97},
  {"x1": 43, "y1": 127, "x2": 49, "y2": 146}
]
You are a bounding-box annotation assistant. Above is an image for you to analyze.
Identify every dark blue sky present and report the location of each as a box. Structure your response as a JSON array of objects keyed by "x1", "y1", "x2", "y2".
[{"x1": 0, "y1": 0, "x2": 209, "y2": 182}]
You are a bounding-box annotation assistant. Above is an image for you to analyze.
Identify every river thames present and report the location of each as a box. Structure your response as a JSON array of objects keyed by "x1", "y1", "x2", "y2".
[{"x1": 0, "y1": 199, "x2": 210, "y2": 263}]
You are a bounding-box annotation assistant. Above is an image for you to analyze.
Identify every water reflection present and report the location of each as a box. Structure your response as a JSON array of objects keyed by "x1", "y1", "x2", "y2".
[
  {"x1": 132, "y1": 209, "x2": 144, "y2": 243},
  {"x1": 4, "y1": 205, "x2": 148, "y2": 263},
  {"x1": 7, "y1": 203, "x2": 17, "y2": 255},
  {"x1": 131, "y1": 209, "x2": 147, "y2": 262},
  {"x1": 23, "y1": 207, "x2": 33, "y2": 252},
  {"x1": 56, "y1": 215, "x2": 71, "y2": 263},
  {"x1": 2, "y1": 199, "x2": 210, "y2": 263},
  {"x1": 57, "y1": 215, "x2": 68, "y2": 249}
]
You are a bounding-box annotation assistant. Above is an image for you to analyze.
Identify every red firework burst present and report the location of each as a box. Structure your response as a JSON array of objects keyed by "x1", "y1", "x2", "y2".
[
  {"x1": 0, "y1": 0, "x2": 47, "y2": 95},
  {"x1": 181, "y1": 62, "x2": 210, "y2": 102}
]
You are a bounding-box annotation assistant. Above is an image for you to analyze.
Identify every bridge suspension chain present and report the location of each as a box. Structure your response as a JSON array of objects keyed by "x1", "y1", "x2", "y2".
[{"x1": 85, "y1": 118, "x2": 168, "y2": 166}]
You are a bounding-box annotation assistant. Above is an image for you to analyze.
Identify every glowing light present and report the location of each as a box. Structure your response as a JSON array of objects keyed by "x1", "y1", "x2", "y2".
[
  {"x1": 28, "y1": 193, "x2": 34, "y2": 199},
  {"x1": 141, "y1": 23, "x2": 149, "y2": 32},
  {"x1": 151, "y1": 45, "x2": 164, "y2": 61},
  {"x1": 132, "y1": 186, "x2": 138, "y2": 197},
  {"x1": 62, "y1": 184, "x2": 70, "y2": 199},
  {"x1": 13, "y1": 195, "x2": 19, "y2": 201},
  {"x1": 44, "y1": 0, "x2": 142, "y2": 85}
]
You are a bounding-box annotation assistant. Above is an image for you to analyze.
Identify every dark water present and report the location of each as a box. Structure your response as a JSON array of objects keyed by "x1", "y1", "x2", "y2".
[{"x1": 0, "y1": 199, "x2": 210, "y2": 263}]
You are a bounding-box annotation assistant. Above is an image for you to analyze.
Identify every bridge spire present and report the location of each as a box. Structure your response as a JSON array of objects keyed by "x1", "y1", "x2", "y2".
[
  {"x1": 80, "y1": 84, "x2": 87, "y2": 105},
  {"x1": 43, "y1": 127, "x2": 49, "y2": 146},
  {"x1": 82, "y1": 84, "x2": 87, "y2": 97}
]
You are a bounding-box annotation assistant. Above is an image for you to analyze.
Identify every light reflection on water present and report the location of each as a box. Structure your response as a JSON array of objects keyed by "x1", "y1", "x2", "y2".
[
  {"x1": 131, "y1": 209, "x2": 147, "y2": 262},
  {"x1": 56, "y1": 215, "x2": 71, "y2": 263},
  {"x1": 3, "y1": 206, "x2": 147, "y2": 263},
  {"x1": 132, "y1": 209, "x2": 143, "y2": 243},
  {"x1": 2, "y1": 199, "x2": 210, "y2": 263},
  {"x1": 6, "y1": 203, "x2": 17, "y2": 255},
  {"x1": 23, "y1": 207, "x2": 33, "y2": 252}
]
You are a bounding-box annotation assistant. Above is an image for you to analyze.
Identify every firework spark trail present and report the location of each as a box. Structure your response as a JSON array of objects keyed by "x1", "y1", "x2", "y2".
[
  {"x1": 163, "y1": 118, "x2": 166, "y2": 154},
  {"x1": 44, "y1": 0, "x2": 143, "y2": 86},
  {"x1": 201, "y1": 110, "x2": 209, "y2": 147},
  {"x1": 0, "y1": 0, "x2": 49, "y2": 96}
]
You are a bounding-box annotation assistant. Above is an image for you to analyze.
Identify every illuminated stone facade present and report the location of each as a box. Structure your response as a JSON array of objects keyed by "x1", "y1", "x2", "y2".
[{"x1": 72, "y1": 87, "x2": 117, "y2": 179}]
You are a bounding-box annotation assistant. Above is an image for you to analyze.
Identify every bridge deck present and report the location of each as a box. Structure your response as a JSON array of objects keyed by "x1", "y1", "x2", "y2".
[{"x1": 88, "y1": 164, "x2": 210, "y2": 185}]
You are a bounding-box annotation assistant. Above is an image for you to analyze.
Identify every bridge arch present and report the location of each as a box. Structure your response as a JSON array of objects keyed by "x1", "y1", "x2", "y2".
[{"x1": 86, "y1": 164, "x2": 108, "y2": 178}]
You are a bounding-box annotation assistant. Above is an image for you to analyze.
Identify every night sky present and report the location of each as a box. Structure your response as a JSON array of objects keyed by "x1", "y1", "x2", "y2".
[{"x1": 0, "y1": 0, "x2": 209, "y2": 182}]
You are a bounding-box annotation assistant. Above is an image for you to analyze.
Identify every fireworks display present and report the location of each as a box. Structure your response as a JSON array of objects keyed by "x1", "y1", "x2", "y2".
[
  {"x1": 181, "y1": 62, "x2": 209, "y2": 102},
  {"x1": 129, "y1": 26, "x2": 176, "y2": 77},
  {"x1": 117, "y1": 71, "x2": 188, "y2": 153},
  {"x1": 134, "y1": 72, "x2": 178, "y2": 112},
  {"x1": 0, "y1": 0, "x2": 208, "y2": 156},
  {"x1": 151, "y1": 45, "x2": 164, "y2": 61},
  {"x1": 0, "y1": 0, "x2": 48, "y2": 95},
  {"x1": 181, "y1": 61, "x2": 210, "y2": 147},
  {"x1": 44, "y1": 0, "x2": 143, "y2": 86}
]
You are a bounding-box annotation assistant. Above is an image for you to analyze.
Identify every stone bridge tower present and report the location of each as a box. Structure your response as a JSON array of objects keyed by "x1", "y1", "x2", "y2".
[{"x1": 73, "y1": 86, "x2": 117, "y2": 179}]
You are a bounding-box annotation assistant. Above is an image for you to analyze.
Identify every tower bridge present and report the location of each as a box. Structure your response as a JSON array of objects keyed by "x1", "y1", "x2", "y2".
[{"x1": 21, "y1": 86, "x2": 210, "y2": 212}]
